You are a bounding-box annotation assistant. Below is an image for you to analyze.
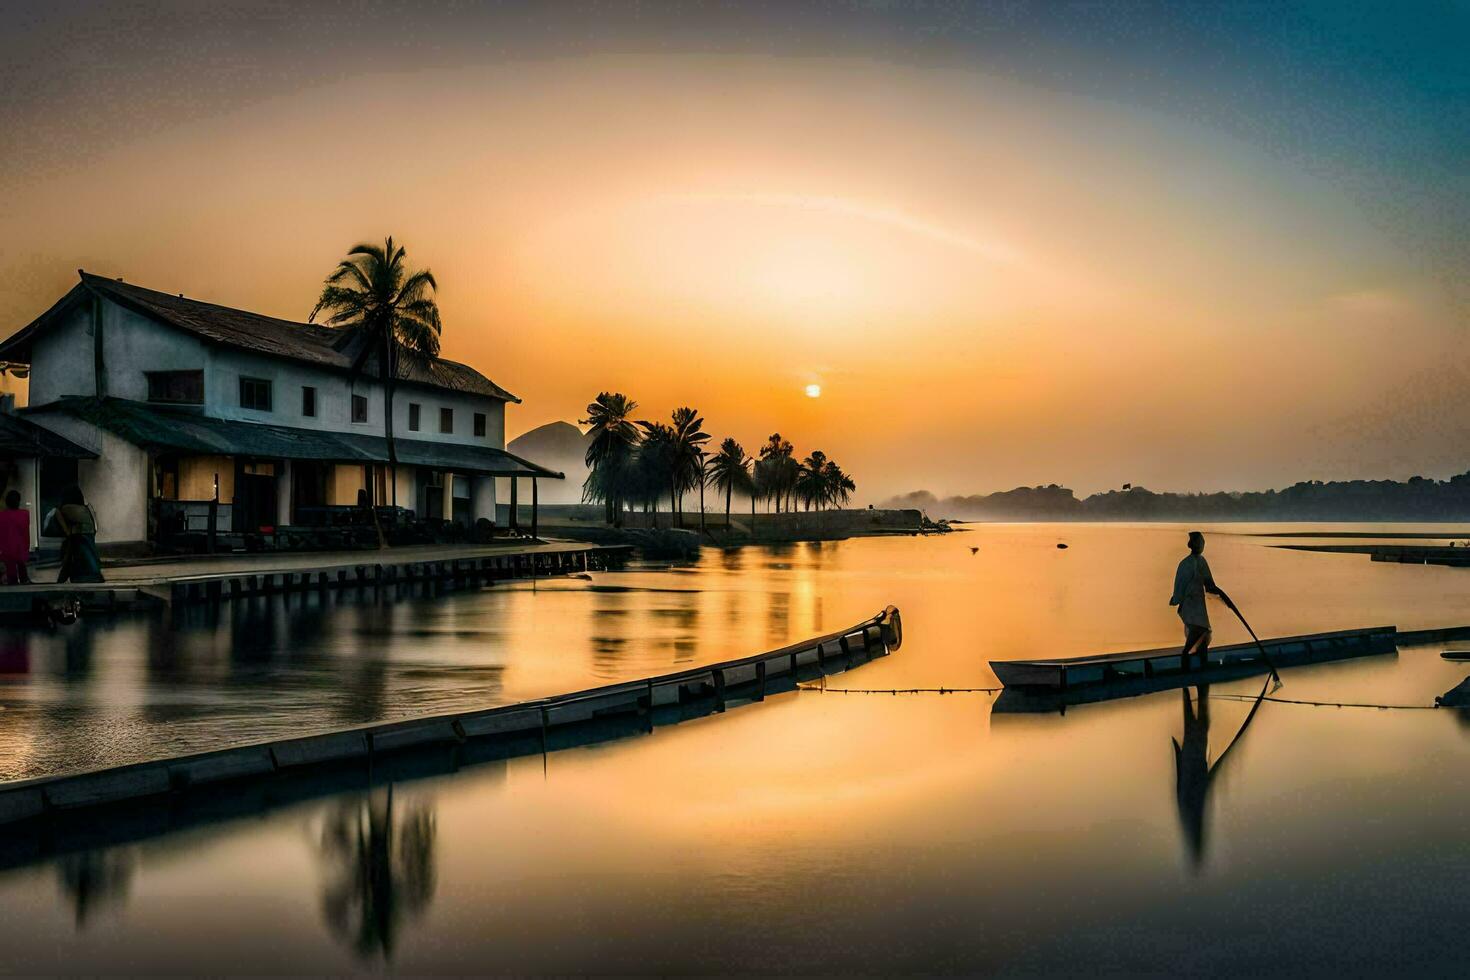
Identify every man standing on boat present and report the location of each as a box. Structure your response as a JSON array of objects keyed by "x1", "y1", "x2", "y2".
[{"x1": 1170, "y1": 531, "x2": 1232, "y2": 669}]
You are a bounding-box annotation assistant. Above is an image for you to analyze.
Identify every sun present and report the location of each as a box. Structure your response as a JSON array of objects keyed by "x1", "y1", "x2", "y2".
[{"x1": 805, "y1": 384, "x2": 822, "y2": 398}]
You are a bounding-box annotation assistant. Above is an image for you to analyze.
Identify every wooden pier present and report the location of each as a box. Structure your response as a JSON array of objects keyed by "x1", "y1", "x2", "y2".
[
  {"x1": 0, "y1": 605, "x2": 902, "y2": 834},
  {"x1": 0, "y1": 540, "x2": 630, "y2": 620}
]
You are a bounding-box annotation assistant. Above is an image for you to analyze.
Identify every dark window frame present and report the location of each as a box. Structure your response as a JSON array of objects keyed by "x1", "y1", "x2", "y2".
[
  {"x1": 473, "y1": 412, "x2": 487, "y2": 438},
  {"x1": 408, "y1": 403, "x2": 421, "y2": 432},
  {"x1": 351, "y1": 393, "x2": 369, "y2": 424},
  {"x1": 439, "y1": 407, "x2": 453, "y2": 434},
  {"x1": 302, "y1": 385, "x2": 317, "y2": 418},
  {"x1": 145, "y1": 369, "x2": 204, "y2": 405},
  {"x1": 239, "y1": 376, "x2": 272, "y2": 412}
]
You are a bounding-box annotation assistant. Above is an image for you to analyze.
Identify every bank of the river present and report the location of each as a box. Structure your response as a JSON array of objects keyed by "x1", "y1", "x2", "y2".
[{"x1": 525, "y1": 504, "x2": 934, "y2": 555}]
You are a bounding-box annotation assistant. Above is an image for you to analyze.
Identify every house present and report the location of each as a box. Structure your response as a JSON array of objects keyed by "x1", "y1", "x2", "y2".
[{"x1": 0, "y1": 271, "x2": 561, "y2": 551}]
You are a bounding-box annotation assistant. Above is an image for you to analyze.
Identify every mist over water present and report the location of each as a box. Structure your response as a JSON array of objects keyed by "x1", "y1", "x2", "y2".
[{"x1": 2, "y1": 527, "x2": 1469, "y2": 972}]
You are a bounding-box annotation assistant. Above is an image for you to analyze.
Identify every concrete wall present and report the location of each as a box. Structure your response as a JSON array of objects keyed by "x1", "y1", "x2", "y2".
[
  {"x1": 28, "y1": 304, "x2": 96, "y2": 404},
  {"x1": 103, "y1": 304, "x2": 212, "y2": 402},
  {"x1": 29, "y1": 412, "x2": 151, "y2": 546},
  {"x1": 80, "y1": 430, "x2": 150, "y2": 544}
]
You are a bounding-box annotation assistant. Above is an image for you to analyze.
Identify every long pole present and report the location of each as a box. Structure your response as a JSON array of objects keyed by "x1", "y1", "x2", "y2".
[{"x1": 1224, "y1": 596, "x2": 1281, "y2": 686}]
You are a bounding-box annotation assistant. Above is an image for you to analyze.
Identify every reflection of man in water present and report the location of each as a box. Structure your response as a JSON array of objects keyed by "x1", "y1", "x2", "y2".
[
  {"x1": 1172, "y1": 686, "x2": 1212, "y2": 869},
  {"x1": 1172, "y1": 680, "x2": 1268, "y2": 870},
  {"x1": 1170, "y1": 531, "x2": 1231, "y2": 670}
]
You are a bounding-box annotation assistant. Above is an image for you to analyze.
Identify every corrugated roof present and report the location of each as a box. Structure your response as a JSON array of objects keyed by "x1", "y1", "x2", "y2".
[
  {"x1": 0, "y1": 412, "x2": 96, "y2": 459},
  {"x1": 34, "y1": 398, "x2": 561, "y2": 478},
  {"x1": 334, "y1": 432, "x2": 564, "y2": 479},
  {"x1": 0, "y1": 272, "x2": 519, "y2": 402}
]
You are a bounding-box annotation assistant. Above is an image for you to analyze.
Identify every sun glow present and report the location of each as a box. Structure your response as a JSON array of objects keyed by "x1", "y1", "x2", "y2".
[{"x1": 805, "y1": 384, "x2": 822, "y2": 398}]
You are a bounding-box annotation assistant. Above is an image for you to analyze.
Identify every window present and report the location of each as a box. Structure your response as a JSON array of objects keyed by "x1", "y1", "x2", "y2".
[
  {"x1": 439, "y1": 407, "x2": 453, "y2": 434},
  {"x1": 473, "y1": 412, "x2": 487, "y2": 438},
  {"x1": 239, "y1": 377, "x2": 272, "y2": 411},
  {"x1": 146, "y1": 370, "x2": 204, "y2": 404},
  {"x1": 408, "y1": 403, "x2": 421, "y2": 432},
  {"x1": 302, "y1": 386, "x2": 317, "y2": 417},
  {"x1": 352, "y1": 394, "x2": 368, "y2": 423}
]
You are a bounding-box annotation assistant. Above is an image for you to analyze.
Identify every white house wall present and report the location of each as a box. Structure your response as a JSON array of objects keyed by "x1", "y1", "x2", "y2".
[
  {"x1": 21, "y1": 411, "x2": 147, "y2": 546},
  {"x1": 27, "y1": 304, "x2": 96, "y2": 404},
  {"x1": 80, "y1": 429, "x2": 149, "y2": 544},
  {"x1": 102, "y1": 303, "x2": 212, "y2": 401}
]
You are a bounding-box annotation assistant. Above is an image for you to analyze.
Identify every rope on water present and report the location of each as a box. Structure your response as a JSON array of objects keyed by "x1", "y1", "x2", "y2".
[
  {"x1": 799, "y1": 682, "x2": 1002, "y2": 695},
  {"x1": 1208, "y1": 693, "x2": 1440, "y2": 711},
  {"x1": 798, "y1": 683, "x2": 1442, "y2": 709}
]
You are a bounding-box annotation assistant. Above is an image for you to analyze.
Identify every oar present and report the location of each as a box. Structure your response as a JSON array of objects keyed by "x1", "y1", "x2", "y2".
[{"x1": 1221, "y1": 594, "x2": 1282, "y2": 689}]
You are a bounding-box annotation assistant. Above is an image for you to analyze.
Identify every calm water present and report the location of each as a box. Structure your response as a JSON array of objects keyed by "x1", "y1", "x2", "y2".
[{"x1": 2, "y1": 525, "x2": 1469, "y2": 974}]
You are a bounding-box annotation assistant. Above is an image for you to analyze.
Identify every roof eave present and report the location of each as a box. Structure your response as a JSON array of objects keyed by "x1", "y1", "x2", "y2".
[{"x1": 0, "y1": 278, "x2": 92, "y2": 364}]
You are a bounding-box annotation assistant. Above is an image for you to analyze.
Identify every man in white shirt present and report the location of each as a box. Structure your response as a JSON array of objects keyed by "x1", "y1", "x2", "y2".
[{"x1": 1170, "y1": 531, "x2": 1232, "y2": 670}]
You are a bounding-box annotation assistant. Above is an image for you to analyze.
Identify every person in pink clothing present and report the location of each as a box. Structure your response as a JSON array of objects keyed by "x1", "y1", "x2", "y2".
[{"x1": 0, "y1": 490, "x2": 31, "y2": 585}]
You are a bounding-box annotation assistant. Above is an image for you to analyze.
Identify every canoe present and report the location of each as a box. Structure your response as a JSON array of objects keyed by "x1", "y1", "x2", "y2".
[{"x1": 990, "y1": 625, "x2": 1398, "y2": 690}]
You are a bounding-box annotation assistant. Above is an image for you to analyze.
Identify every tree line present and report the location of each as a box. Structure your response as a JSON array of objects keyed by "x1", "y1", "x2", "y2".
[
  {"x1": 581, "y1": 392, "x2": 856, "y2": 530},
  {"x1": 884, "y1": 473, "x2": 1470, "y2": 522}
]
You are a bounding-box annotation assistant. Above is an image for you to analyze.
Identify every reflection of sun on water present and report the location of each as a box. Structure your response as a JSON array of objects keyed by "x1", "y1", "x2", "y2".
[{"x1": 805, "y1": 384, "x2": 821, "y2": 398}]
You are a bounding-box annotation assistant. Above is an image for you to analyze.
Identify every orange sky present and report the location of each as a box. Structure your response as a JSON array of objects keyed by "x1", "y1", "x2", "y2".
[{"x1": 2, "y1": 10, "x2": 1465, "y2": 500}]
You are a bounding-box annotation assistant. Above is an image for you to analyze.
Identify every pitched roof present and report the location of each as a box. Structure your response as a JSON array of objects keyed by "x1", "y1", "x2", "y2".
[
  {"x1": 0, "y1": 411, "x2": 96, "y2": 459},
  {"x1": 0, "y1": 272, "x2": 519, "y2": 403},
  {"x1": 30, "y1": 398, "x2": 561, "y2": 478}
]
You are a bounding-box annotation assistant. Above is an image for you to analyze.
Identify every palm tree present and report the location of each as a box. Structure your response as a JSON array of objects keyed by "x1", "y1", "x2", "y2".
[
  {"x1": 310, "y1": 237, "x2": 442, "y2": 515},
  {"x1": 318, "y1": 788, "x2": 437, "y2": 960},
  {"x1": 796, "y1": 451, "x2": 829, "y2": 511},
  {"x1": 643, "y1": 408, "x2": 709, "y2": 528},
  {"x1": 633, "y1": 422, "x2": 674, "y2": 528},
  {"x1": 825, "y1": 460, "x2": 856, "y2": 508},
  {"x1": 581, "y1": 392, "x2": 639, "y2": 525},
  {"x1": 757, "y1": 433, "x2": 795, "y2": 513},
  {"x1": 669, "y1": 407, "x2": 710, "y2": 528},
  {"x1": 706, "y1": 438, "x2": 751, "y2": 534}
]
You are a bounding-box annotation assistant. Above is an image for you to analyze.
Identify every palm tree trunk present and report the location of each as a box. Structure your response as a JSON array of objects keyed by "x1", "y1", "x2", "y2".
[
  {"x1": 725, "y1": 483, "x2": 731, "y2": 536},
  {"x1": 372, "y1": 332, "x2": 393, "y2": 550},
  {"x1": 698, "y1": 469, "x2": 706, "y2": 534}
]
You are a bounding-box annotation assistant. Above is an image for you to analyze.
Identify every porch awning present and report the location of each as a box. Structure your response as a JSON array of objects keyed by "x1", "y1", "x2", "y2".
[
  {"x1": 0, "y1": 411, "x2": 96, "y2": 459},
  {"x1": 33, "y1": 398, "x2": 562, "y2": 478},
  {"x1": 333, "y1": 432, "x2": 563, "y2": 479}
]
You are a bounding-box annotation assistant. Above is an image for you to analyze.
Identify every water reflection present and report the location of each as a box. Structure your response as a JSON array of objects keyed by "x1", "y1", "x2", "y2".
[
  {"x1": 0, "y1": 634, "x2": 27, "y2": 674},
  {"x1": 1171, "y1": 684, "x2": 1265, "y2": 870},
  {"x1": 56, "y1": 849, "x2": 137, "y2": 928},
  {"x1": 4, "y1": 530, "x2": 1470, "y2": 973},
  {"x1": 317, "y1": 787, "x2": 437, "y2": 961}
]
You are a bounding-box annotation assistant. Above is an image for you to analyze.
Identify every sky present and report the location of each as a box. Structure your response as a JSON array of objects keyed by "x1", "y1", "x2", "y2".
[{"x1": 0, "y1": 1, "x2": 1466, "y2": 500}]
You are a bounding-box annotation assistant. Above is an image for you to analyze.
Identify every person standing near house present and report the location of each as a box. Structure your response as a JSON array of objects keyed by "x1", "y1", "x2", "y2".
[
  {"x1": 53, "y1": 486, "x2": 104, "y2": 584},
  {"x1": 1169, "y1": 531, "x2": 1231, "y2": 669},
  {"x1": 0, "y1": 490, "x2": 31, "y2": 585}
]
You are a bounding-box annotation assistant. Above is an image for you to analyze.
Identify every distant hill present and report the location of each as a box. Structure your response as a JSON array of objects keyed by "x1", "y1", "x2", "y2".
[
  {"x1": 507, "y1": 421, "x2": 591, "y2": 503},
  {"x1": 881, "y1": 473, "x2": 1470, "y2": 522}
]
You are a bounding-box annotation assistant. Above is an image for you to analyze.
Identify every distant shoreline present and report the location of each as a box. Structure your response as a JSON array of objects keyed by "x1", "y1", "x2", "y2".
[{"x1": 884, "y1": 472, "x2": 1470, "y2": 525}]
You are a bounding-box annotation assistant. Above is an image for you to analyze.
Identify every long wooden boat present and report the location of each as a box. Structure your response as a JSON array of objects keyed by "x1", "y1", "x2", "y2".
[{"x1": 990, "y1": 625, "x2": 1398, "y2": 691}]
